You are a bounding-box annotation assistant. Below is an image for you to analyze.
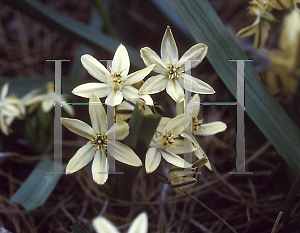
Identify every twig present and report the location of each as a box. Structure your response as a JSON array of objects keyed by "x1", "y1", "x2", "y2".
[
  {"x1": 271, "y1": 211, "x2": 283, "y2": 233},
  {"x1": 185, "y1": 192, "x2": 238, "y2": 233}
]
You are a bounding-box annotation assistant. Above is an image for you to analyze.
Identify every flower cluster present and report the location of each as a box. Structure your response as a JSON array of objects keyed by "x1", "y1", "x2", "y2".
[
  {"x1": 236, "y1": 0, "x2": 300, "y2": 49},
  {"x1": 62, "y1": 26, "x2": 226, "y2": 185}
]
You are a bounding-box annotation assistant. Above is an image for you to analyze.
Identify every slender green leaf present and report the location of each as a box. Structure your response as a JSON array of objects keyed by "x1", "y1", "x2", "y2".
[
  {"x1": 171, "y1": 0, "x2": 300, "y2": 175},
  {"x1": 0, "y1": 0, "x2": 144, "y2": 68},
  {"x1": 70, "y1": 222, "x2": 88, "y2": 233},
  {"x1": 10, "y1": 159, "x2": 66, "y2": 211}
]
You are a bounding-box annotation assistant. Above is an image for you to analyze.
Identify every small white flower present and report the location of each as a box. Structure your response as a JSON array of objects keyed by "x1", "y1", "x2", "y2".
[
  {"x1": 24, "y1": 82, "x2": 74, "y2": 116},
  {"x1": 139, "y1": 26, "x2": 214, "y2": 103},
  {"x1": 93, "y1": 212, "x2": 148, "y2": 233},
  {"x1": 145, "y1": 114, "x2": 198, "y2": 173},
  {"x1": 0, "y1": 82, "x2": 25, "y2": 135},
  {"x1": 176, "y1": 94, "x2": 227, "y2": 170},
  {"x1": 72, "y1": 44, "x2": 154, "y2": 106},
  {"x1": 61, "y1": 93, "x2": 142, "y2": 184}
]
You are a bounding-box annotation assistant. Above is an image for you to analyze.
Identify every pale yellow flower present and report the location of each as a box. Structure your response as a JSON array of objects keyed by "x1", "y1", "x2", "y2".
[
  {"x1": 267, "y1": 9, "x2": 300, "y2": 93},
  {"x1": 61, "y1": 93, "x2": 142, "y2": 184},
  {"x1": 72, "y1": 44, "x2": 154, "y2": 106},
  {"x1": 93, "y1": 212, "x2": 148, "y2": 233},
  {"x1": 139, "y1": 26, "x2": 214, "y2": 103},
  {"x1": 236, "y1": 0, "x2": 276, "y2": 49},
  {"x1": 0, "y1": 83, "x2": 25, "y2": 135},
  {"x1": 145, "y1": 114, "x2": 198, "y2": 173}
]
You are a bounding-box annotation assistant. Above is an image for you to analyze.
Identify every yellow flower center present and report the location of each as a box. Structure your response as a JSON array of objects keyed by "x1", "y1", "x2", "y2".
[
  {"x1": 157, "y1": 129, "x2": 178, "y2": 149},
  {"x1": 164, "y1": 61, "x2": 184, "y2": 80},
  {"x1": 191, "y1": 113, "x2": 204, "y2": 135},
  {"x1": 89, "y1": 132, "x2": 107, "y2": 154},
  {"x1": 107, "y1": 67, "x2": 127, "y2": 92}
]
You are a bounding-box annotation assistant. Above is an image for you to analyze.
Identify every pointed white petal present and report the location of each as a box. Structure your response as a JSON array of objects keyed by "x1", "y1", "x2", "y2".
[
  {"x1": 194, "y1": 147, "x2": 212, "y2": 170},
  {"x1": 112, "y1": 44, "x2": 130, "y2": 76},
  {"x1": 61, "y1": 117, "x2": 94, "y2": 140},
  {"x1": 168, "y1": 139, "x2": 197, "y2": 154},
  {"x1": 125, "y1": 64, "x2": 155, "y2": 85},
  {"x1": 92, "y1": 150, "x2": 108, "y2": 185},
  {"x1": 156, "y1": 117, "x2": 171, "y2": 133},
  {"x1": 145, "y1": 147, "x2": 161, "y2": 173},
  {"x1": 236, "y1": 17, "x2": 259, "y2": 38},
  {"x1": 93, "y1": 216, "x2": 119, "y2": 233},
  {"x1": 72, "y1": 83, "x2": 109, "y2": 98},
  {"x1": 196, "y1": 121, "x2": 227, "y2": 136},
  {"x1": 2, "y1": 104, "x2": 20, "y2": 117},
  {"x1": 89, "y1": 93, "x2": 107, "y2": 134},
  {"x1": 179, "y1": 43, "x2": 208, "y2": 71},
  {"x1": 41, "y1": 94, "x2": 54, "y2": 113},
  {"x1": 1, "y1": 82, "x2": 9, "y2": 100},
  {"x1": 105, "y1": 90, "x2": 123, "y2": 106},
  {"x1": 175, "y1": 101, "x2": 184, "y2": 115},
  {"x1": 161, "y1": 26, "x2": 178, "y2": 64},
  {"x1": 138, "y1": 74, "x2": 168, "y2": 94},
  {"x1": 161, "y1": 150, "x2": 191, "y2": 168},
  {"x1": 81, "y1": 54, "x2": 110, "y2": 83},
  {"x1": 128, "y1": 212, "x2": 148, "y2": 233},
  {"x1": 107, "y1": 141, "x2": 142, "y2": 166},
  {"x1": 180, "y1": 73, "x2": 215, "y2": 94},
  {"x1": 166, "y1": 79, "x2": 184, "y2": 102},
  {"x1": 65, "y1": 143, "x2": 94, "y2": 174},
  {"x1": 186, "y1": 94, "x2": 201, "y2": 116},
  {"x1": 140, "y1": 47, "x2": 166, "y2": 73},
  {"x1": 163, "y1": 114, "x2": 185, "y2": 135},
  {"x1": 24, "y1": 94, "x2": 45, "y2": 106},
  {"x1": 0, "y1": 113, "x2": 11, "y2": 135},
  {"x1": 107, "y1": 121, "x2": 129, "y2": 140}
]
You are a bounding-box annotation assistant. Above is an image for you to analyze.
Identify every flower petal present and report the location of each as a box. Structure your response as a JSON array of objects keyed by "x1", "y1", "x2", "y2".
[
  {"x1": 125, "y1": 64, "x2": 155, "y2": 85},
  {"x1": 89, "y1": 93, "x2": 107, "y2": 134},
  {"x1": 186, "y1": 94, "x2": 201, "y2": 117},
  {"x1": 107, "y1": 121, "x2": 129, "y2": 140},
  {"x1": 122, "y1": 86, "x2": 153, "y2": 105},
  {"x1": 140, "y1": 47, "x2": 166, "y2": 73},
  {"x1": 105, "y1": 90, "x2": 123, "y2": 106},
  {"x1": 107, "y1": 141, "x2": 142, "y2": 166},
  {"x1": 168, "y1": 138, "x2": 198, "y2": 154},
  {"x1": 72, "y1": 83, "x2": 110, "y2": 98},
  {"x1": 196, "y1": 121, "x2": 227, "y2": 136},
  {"x1": 93, "y1": 216, "x2": 119, "y2": 233},
  {"x1": 254, "y1": 20, "x2": 270, "y2": 49},
  {"x1": 163, "y1": 114, "x2": 185, "y2": 135},
  {"x1": 156, "y1": 117, "x2": 171, "y2": 133},
  {"x1": 161, "y1": 150, "x2": 191, "y2": 168},
  {"x1": 128, "y1": 212, "x2": 148, "y2": 233},
  {"x1": 2, "y1": 104, "x2": 20, "y2": 117},
  {"x1": 180, "y1": 73, "x2": 215, "y2": 94},
  {"x1": 65, "y1": 143, "x2": 94, "y2": 174},
  {"x1": 179, "y1": 43, "x2": 208, "y2": 71},
  {"x1": 41, "y1": 94, "x2": 54, "y2": 113},
  {"x1": 145, "y1": 147, "x2": 161, "y2": 173},
  {"x1": 161, "y1": 26, "x2": 178, "y2": 64},
  {"x1": 236, "y1": 17, "x2": 260, "y2": 38},
  {"x1": 92, "y1": 149, "x2": 108, "y2": 185},
  {"x1": 166, "y1": 79, "x2": 184, "y2": 102},
  {"x1": 81, "y1": 54, "x2": 110, "y2": 83},
  {"x1": 1, "y1": 82, "x2": 9, "y2": 100},
  {"x1": 194, "y1": 147, "x2": 212, "y2": 170},
  {"x1": 112, "y1": 44, "x2": 130, "y2": 76},
  {"x1": 138, "y1": 74, "x2": 168, "y2": 95},
  {"x1": 61, "y1": 117, "x2": 94, "y2": 140},
  {"x1": 0, "y1": 113, "x2": 11, "y2": 135}
]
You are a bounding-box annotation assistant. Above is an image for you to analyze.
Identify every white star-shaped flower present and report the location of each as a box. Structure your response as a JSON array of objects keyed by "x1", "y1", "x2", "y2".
[
  {"x1": 61, "y1": 93, "x2": 142, "y2": 184},
  {"x1": 93, "y1": 212, "x2": 148, "y2": 233},
  {"x1": 176, "y1": 94, "x2": 227, "y2": 170},
  {"x1": 145, "y1": 114, "x2": 198, "y2": 173},
  {"x1": 139, "y1": 26, "x2": 215, "y2": 103},
  {"x1": 72, "y1": 44, "x2": 154, "y2": 106}
]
